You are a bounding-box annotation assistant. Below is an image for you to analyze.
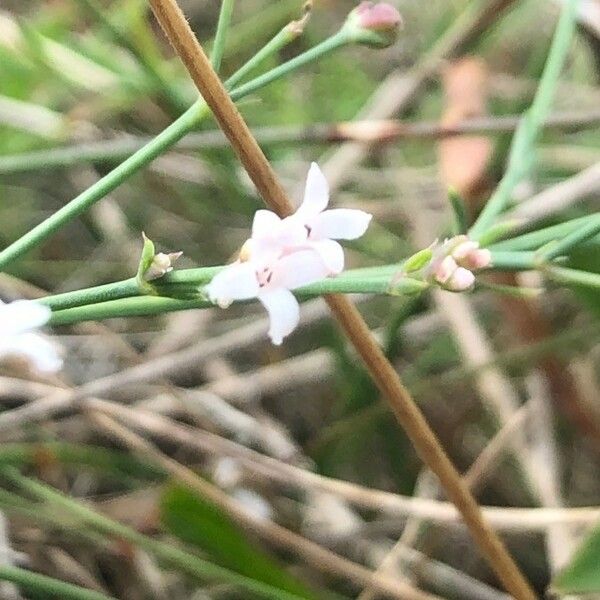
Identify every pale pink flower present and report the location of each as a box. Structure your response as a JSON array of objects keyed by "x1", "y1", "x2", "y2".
[
  {"x1": 0, "y1": 300, "x2": 62, "y2": 373},
  {"x1": 205, "y1": 163, "x2": 372, "y2": 345},
  {"x1": 206, "y1": 249, "x2": 329, "y2": 345},
  {"x1": 288, "y1": 162, "x2": 372, "y2": 274}
]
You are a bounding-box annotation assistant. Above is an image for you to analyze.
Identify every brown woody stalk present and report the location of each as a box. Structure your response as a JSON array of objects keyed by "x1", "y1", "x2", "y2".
[{"x1": 146, "y1": 1, "x2": 536, "y2": 598}]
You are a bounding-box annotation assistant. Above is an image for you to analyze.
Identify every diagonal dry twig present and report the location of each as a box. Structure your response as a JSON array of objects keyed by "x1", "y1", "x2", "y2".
[
  {"x1": 1, "y1": 378, "x2": 598, "y2": 532},
  {"x1": 143, "y1": 2, "x2": 536, "y2": 597},
  {"x1": 87, "y1": 408, "x2": 438, "y2": 600},
  {"x1": 86, "y1": 397, "x2": 600, "y2": 531}
]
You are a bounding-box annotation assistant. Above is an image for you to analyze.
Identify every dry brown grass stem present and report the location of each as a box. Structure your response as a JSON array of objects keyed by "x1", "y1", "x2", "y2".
[
  {"x1": 88, "y1": 408, "x2": 439, "y2": 600},
  {"x1": 143, "y1": 2, "x2": 538, "y2": 597}
]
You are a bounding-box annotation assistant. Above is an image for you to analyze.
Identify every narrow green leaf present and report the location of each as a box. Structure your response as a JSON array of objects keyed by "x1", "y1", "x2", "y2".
[
  {"x1": 0, "y1": 565, "x2": 116, "y2": 600},
  {"x1": 160, "y1": 485, "x2": 319, "y2": 599},
  {"x1": 553, "y1": 520, "x2": 600, "y2": 594},
  {"x1": 563, "y1": 242, "x2": 600, "y2": 318},
  {"x1": 447, "y1": 187, "x2": 469, "y2": 234}
]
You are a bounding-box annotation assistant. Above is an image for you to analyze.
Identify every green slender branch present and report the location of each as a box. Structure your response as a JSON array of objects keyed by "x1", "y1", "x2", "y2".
[
  {"x1": 225, "y1": 18, "x2": 306, "y2": 89},
  {"x1": 230, "y1": 31, "x2": 348, "y2": 101},
  {"x1": 80, "y1": 0, "x2": 189, "y2": 114},
  {"x1": 489, "y1": 251, "x2": 537, "y2": 270},
  {"x1": 38, "y1": 278, "x2": 139, "y2": 311},
  {"x1": 488, "y1": 215, "x2": 596, "y2": 252},
  {"x1": 48, "y1": 296, "x2": 211, "y2": 325},
  {"x1": 545, "y1": 265, "x2": 600, "y2": 289},
  {"x1": 537, "y1": 217, "x2": 600, "y2": 261},
  {"x1": 46, "y1": 273, "x2": 428, "y2": 326},
  {"x1": 448, "y1": 188, "x2": 469, "y2": 235},
  {"x1": 211, "y1": 0, "x2": 235, "y2": 71},
  {"x1": 0, "y1": 565, "x2": 117, "y2": 600},
  {"x1": 469, "y1": 0, "x2": 579, "y2": 238},
  {"x1": 0, "y1": 28, "x2": 352, "y2": 272},
  {"x1": 0, "y1": 101, "x2": 207, "y2": 271},
  {"x1": 41, "y1": 247, "x2": 540, "y2": 319},
  {"x1": 39, "y1": 267, "x2": 221, "y2": 311},
  {"x1": 1, "y1": 469, "x2": 307, "y2": 600}
]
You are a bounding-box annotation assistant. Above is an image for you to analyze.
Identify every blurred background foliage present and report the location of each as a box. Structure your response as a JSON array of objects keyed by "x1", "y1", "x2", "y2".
[{"x1": 0, "y1": 0, "x2": 599, "y2": 598}]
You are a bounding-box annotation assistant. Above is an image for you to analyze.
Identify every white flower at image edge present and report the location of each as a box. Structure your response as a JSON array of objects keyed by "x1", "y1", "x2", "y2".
[
  {"x1": 0, "y1": 300, "x2": 63, "y2": 373},
  {"x1": 205, "y1": 163, "x2": 372, "y2": 345}
]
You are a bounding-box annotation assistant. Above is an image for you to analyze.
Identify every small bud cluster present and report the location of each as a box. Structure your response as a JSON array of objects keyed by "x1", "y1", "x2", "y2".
[
  {"x1": 343, "y1": 2, "x2": 403, "y2": 48},
  {"x1": 429, "y1": 235, "x2": 492, "y2": 292},
  {"x1": 144, "y1": 251, "x2": 183, "y2": 281}
]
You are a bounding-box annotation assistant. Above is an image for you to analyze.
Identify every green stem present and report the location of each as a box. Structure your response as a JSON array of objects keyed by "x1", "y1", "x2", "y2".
[
  {"x1": 448, "y1": 188, "x2": 469, "y2": 235},
  {"x1": 469, "y1": 0, "x2": 579, "y2": 238},
  {"x1": 0, "y1": 30, "x2": 350, "y2": 272},
  {"x1": 0, "y1": 565, "x2": 117, "y2": 600},
  {"x1": 80, "y1": 0, "x2": 189, "y2": 115},
  {"x1": 489, "y1": 251, "x2": 537, "y2": 270},
  {"x1": 225, "y1": 21, "x2": 301, "y2": 89},
  {"x1": 229, "y1": 30, "x2": 349, "y2": 101},
  {"x1": 42, "y1": 262, "x2": 427, "y2": 314},
  {"x1": 48, "y1": 296, "x2": 211, "y2": 325},
  {"x1": 488, "y1": 215, "x2": 595, "y2": 252},
  {"x1": 0, "y1": 101, "x2": 207, "y2": 271},
  {"x1": 2, "y1": 469, "x2": 306, "y2": 600},
  {"x1": 0, "y1": 442, "x2": 162, "y2": 479},
  {"x1": 544, "y1": 265, "x2": 600, "y2": 289},
  {"x1": 537, "y1": 216, "x2": 600, "y2": 261},
  {"x1": 38, "y1": 278, "x2": 139, "y2": 311},
  {"x1": 46, "y1": 274, "x2": 428, "y2": 326},
  {"x1": 0, "y1": 23, "x2": 305, "y2": 175},
  {"x1": 211, "y1": 0, "x2": 235, "y2": 71}
]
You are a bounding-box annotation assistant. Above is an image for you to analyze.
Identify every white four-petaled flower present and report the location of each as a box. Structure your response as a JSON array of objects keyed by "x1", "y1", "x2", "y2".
[
  {"x1": 0, "y1": 300, "x2": 62, "y2": 373},
  {"x1": 205, "y1": 163, "x2": 372, "y2": 344}
]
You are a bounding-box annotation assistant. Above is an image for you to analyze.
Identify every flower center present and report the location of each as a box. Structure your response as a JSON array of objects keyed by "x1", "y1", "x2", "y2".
[{"x1": 239, "y1": 239, "x2": 253, "y2": 262}]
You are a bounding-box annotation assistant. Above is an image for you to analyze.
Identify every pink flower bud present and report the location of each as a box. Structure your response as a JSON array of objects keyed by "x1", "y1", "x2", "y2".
[
  {"x1": 432, "y1": 254, "x2": 475, "y2": 291},
  {"x1": 465, "y1": 248, "x2": 492, "y2": 270},
  {"x1": 433, "y1": 255, "x2": 458, "y2": 285},
  {"x1": 451, "y1": 240, "x2": 492, "y2": 270},
  {"x1": 344, "y1": 2, "x2": 403, "y2": 48},
  {"x1": 356, "y1": 2, "x2": 402, "y2": 30},
  {"x1": 144, "y1": 251, "x2": 182, "y2": 281},
  {"x1": 451, "y1": 239, "x2": 478, "y2": 262},
  {"x1": 445, "y1": 267, "x2": 475, "y2": 292}
]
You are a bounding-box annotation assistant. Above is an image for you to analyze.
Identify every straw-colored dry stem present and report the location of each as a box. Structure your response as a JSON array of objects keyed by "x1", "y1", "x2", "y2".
[{"x1": 146, "y1": 1, "x2": 536, "y2": 598}]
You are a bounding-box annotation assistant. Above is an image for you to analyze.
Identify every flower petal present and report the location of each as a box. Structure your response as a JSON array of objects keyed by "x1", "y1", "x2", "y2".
[
  {"x1": 308, "y1": 209, "x2": 372, "y2": 240},
  {"x1": 250, "y1": 212, "x2": 306, "y2": 264},
  {"x1": 270, "y1": 250, "x2": 330, "y2": 289},
  {"x1": 446, "y1": 267, "x2": 475, "y2": 292},
  {"x1": 296, "y1": 162, "x2": 329, "y2": 219},
  {"x1": 258, "y1": 288, "x2": 300, "y2": 345},
  {"x1": 308, "y1": 239, "x2": 345, "y2": 275},
  {"x1": 205, "y1": 263, "x2": 259, "y2": 308},
  {"x1": 0, "y1": 332, "x2": 63, "y2": 373},
  {"x1": 251, "y1": 210, "x2": 282, "y2": 239},
  {"x1": 0, "y1": 300, "x2": 51, "y2": 336},
  {"x1": 433, "y1": 255, "x2": 458, "y2": 284}
]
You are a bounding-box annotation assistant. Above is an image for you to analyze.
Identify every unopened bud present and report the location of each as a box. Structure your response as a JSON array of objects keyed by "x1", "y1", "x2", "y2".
[
  {"x1": 343, "y1": 2, "x2": 403, "y2": 48},
  {"x1": 434, "y1": 255, "x2": 459, "y2": 285},
  {"x1": 445, "y1": 267, "x2": 475, "y2": 292},
  {"x1": 432, "y1": 255, "x2": 475, "y2": 292},
  {"x1": 144, "y1": 251, "x2": 182, "y2": 281},
  {"x1": 451, "y1": 239, "x2": 492, "y2": 270}
]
